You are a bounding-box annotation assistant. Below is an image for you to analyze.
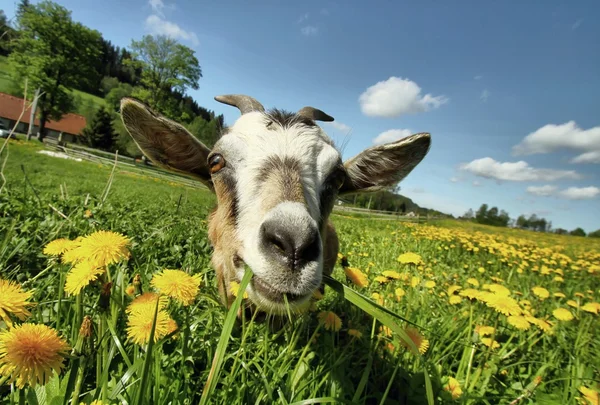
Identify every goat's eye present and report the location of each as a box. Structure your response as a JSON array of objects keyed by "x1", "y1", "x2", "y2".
[{"x1": 208, "y1": 153, "x2": 225, "y2": 174}]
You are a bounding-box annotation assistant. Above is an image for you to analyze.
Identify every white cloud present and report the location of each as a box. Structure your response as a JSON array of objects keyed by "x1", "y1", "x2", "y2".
[
  {"x1": 301, "y1": 26, "x2": 318, "y2": 36},
  {"x1": 358, "y1": 77, "x2": 448, "y2": 118},
  {"x1": 372, "y1": 128, "x2": 413, "y2": 145},
  {"x1": 297, "y1": 13, "x2": 309, "y2": 23},
  {"x1": 472, "y1": 180, "x2": 482, "y2": 187},
  {"x1": 474, "y1": 75, "x2": 483, "y2": 80},
  {"x1": 450, "y1": 177, "x2": 460, "y2": 183},
  {"x1": 572, "y1": 19, "x2": 583, "y2": 30},
  {"x1": 459, "y1": 157, "x2": 582, "y2": 182},
  {"x1": 570, "y1": 150, "x2": 600, "y2": 164},
  {"x1": 558, "y1": 186, "x2": 600, "y2": 200},
  {"x1": 526, "y1": 185, "x2": 557, "y2": 196},
  {"x1": 148, "y1": 0, "x2": 174, "y2": 17},
  {"x1": 325, "y1": 121, "x2": 352, "y2": 133},
  {"x1": 512, "y1": 121, "x2": 600, "y2": 158},
  {"x1": 145, "y1": 15, "x2": 199, "y2": 46},
  {"x1": 480, "y1": 89, "x2": 490, "y2": 102}
]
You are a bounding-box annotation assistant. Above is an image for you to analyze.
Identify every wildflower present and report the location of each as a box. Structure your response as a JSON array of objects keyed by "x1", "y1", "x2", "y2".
[
  {"x1": 126, "y1": 306, "x2": 173, "y2": 345},
  {"x1": 126, "y1": 292, "x2": 169, "y2": 315},
  {"x1": 410, "y1": 276, "x2": 420, "y2": 288},
  {"x1": 567, "y1": 300, "x2": 579, "y2": 308},
  {"x1": 0, "y1": 279, "x2": 34, "y2": 327},
  {"x1": 229, "y1": 281, "x2": 248, "y2": 299},
  {"x1": 379, "y1": 325, "x2": 392, "y2": 337},
  {"x1": 526, "y1": 316, "x2": 552, "y2": 333},
  {"x1": 578, "y1": 386, "x2": 599, "y2": 405},
  {"x1": 477, "y1": 267, "x2": 485, "y2": 273},
  {"x1": 344, "y1": 267, "x2": 369, "y2": 288},
  {"x1": 77, "y1": 230, "x2": 130, "y2": 268},
  {"x1": 0, "y1": 323, "x2": 70, "y2": 388},
  {"x1": 475, "y1": 326, "x2": 495, "y2": 336},
  {"x1": 448, "y1": 285, "x2": 461, "y2": 295},
  {"x1": 484, "y1": 295, "x2": 522, "y2": 316},
  {"x1": 381, "y1": 270, "x2": 402, "y2": 280},
  {"x1": 43, "y1": 238, "x2": 73, "y2": 256},
  {"x1": 553, "y1": 308, "x2": 574, "y2": 321},
  {"x1": 459, "y1": 288, "x2": 481, "y2": 300},
  {"x1": 449, "y1": 295, "x2": 462, "y2": 305},
  {"x1": 424, "y1": 280, "x2": 436, "y2": 289},
  {"x1": 125, "y1": 285, "x2": 136, "y2": 296},
  {"x1": 490, "y1": 276, "x2": 504, "y2": 283},
  {"x1": 553, "y1": 276, "x2": 564, "y2": 283},
  {"x1": 402, "y1": 327, "x2": 429, "y2": 355},
  {"x1": 553, "y1": 292, "x2": 566, "y2": 298},
  {"x1": 397, "y1": 252, "x2": 423, "y2": 265},
  {"x1": 166, "y1": 319, "x2": 178, "y2": 338},
  {"x1": 532, "y1": 286, "x2": 550, "y2": 299},
  {"x1": 444, "y1": 377, "x2": 463, "y2": 400},
  {"x1": 507, "y1": 315, "x2": 531, "y2": 331},
  {"x1": 348, "y1": 329, "x2": 362, "y2": 339},
  {"x1": 485, "y1": 284, "x2": 511, "y2": 297},
  {"x1": 318, "y1": 311, "x2": 342, "y2": 331},
  {"x1": 151, "y1": 269, "x2": 201, "y2": 306},
  {"x1": 64, "y1": 261, "x2": 105, "y2": 296},
  {"x1": 581, "y1": 303, "x2": 599, "y2": 315},
  {"x1": 480, "y1": 338, "x2": 500, "y2": 350},
  {"x1": 394, "y1": 288, "x2": 405, "y2": 301},
  {"x1": 466, "y1": 278, "x2": 479, "y2": 287},
  {"x1": 84, "y1": 209, "x2": 93, "y2": 218},
  {"x1": 374, "y1": 276, "x2": 389, "y2": 283}
]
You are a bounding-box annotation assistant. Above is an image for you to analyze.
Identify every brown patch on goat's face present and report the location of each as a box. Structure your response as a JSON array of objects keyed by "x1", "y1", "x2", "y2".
[{"x1": 258, "y1": 156, "x2": 306, "y2": 213}]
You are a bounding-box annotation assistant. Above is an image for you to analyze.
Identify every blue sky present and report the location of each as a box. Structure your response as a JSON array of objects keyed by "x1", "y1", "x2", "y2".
[{"x1": 3, "y1": 0, "x2": 599, "y2": 232}]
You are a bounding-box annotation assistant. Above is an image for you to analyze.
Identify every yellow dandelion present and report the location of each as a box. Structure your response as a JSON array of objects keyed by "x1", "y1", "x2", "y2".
[
  {"x1": 475, "y1": 325, "x2": 495, "y2": 336},
  {"x1": 229, "y1": 281, "x2": 249, "y2": 299},
  {"x1": 84, "y1": 209, "x2": 93, "y2": 218},
  {"x1": 381, "y1": 270, "x2": 402, "y2": 280},
  {"x1": 64, "y1": 261, "x2": 105, "y2": 296},
  {"x1": 448, "y1": 285, "x2": 461, "y2": 295},
  {"x1": 126, "y1": 292, "x2": 169, "y2": 315},
  {"x1": 466, "y1": 278, "x2": 479, "y2": 287},
  {"x1": 371, "y1": 292, "x2": 384, "y2": 305},
  {"x1": 553, "y1": 276, "x2": 564, "y2": 283},
  {"x1": 480, "y1": 338, "x2": 500, "y2": 350},
  {"x1": 374, "y1": 276, "x2": 389, "y2": 284},
  {"x1": 0, "y1": 323, "x2": 70, "y2": 388},
  {"x1": 553, "y1": 308, "x2": 574, "y2": 321},
  {"x1": 532, "y1": 286, "x2": 550, "y2": 299},
  {"x1": 42, "y1": 238, "x2": 73, "y2": 256},
  {"x1": 126, "y1": 306, "x2": 173, "y2": 345},
  {"x1": 553, "y1": 292, "x2": 566, "y2": 298},
  {"x1": 575, "y1": 292, "x2": 585, "y2": 298},
  {"x1": 444, "y1": 377, "x2": 463, "y2": 400},
  {"x1": 379, "y1": 325, "x2": 392, "y2": 337},
  {"x1": 312, "y1": 289, "x2": 324, "y2": 300},
  {"x1": 578, "y1": 386, "x2": 599, "y2": 405},
  {"x1": 507, "y1": 315, "x2": 531, "y2": 330},
  {"x1": 490, "y1": 276, "x2": 504, "y2": 283},
  {"x1": 581, "y1": 303, "x2": 599, "y2": 315},
  {"x1": 477, "y1": 267, "x2": 485, "y2": 273},
  {"x1": 77, "y1": 230, "x2": 130, "y2": 268},
  {"x1": 166, "y1": 318, "x2": 178, "y2": 338},
  {"x1": 317, "y1": 311, "x2": 342, "y2": 331},
  {"x1": 151, "y1": 269, "x2": 201, "y2": 306},
  {"x1": 0, "y1": 279, "x2": 34, "y2": 327},
  {"x1": 61, "y1": 238, "x2": 86, "y2": 265},
  {"x1": 459, "y1": 288, "x2": 481, "y2": 300},
  {"x1": 348, "y1": 329, "x2": 362, "y2": 339},
  {"x1": 344, "y1": 267, "x2": 369, "y2": 288},
  {"x1": 449, "y1": 295, "x2": 462, "y2": 305},
  {"x1": 485, "y1": 294, "x2": 522, "y2": 316},
  {"x1": 424, "y1": 280, "x2": 436, "y2": 289},
  {"x1": 567, "y1": 300, "x2": 579, "y2": 308},
  {"x1": 485, "y1": 284, "x2": 511, "y2": 296},
  {"x1": 410, "y1": 276, "x2": 420, "y2": 288},
  {"x1": 402, "y1": 327, "x2": 429, "y2": 355},
  {"x1": 125, "y1": 285, "x2": 136, "y2": 296},
  {"x1": 397, "y1": 252, "x2": 423, "y2": 265},
  {"x1": 394, "y1": 288, "x2": 405, "y2": 301},
  {"x1": 526, "y1": 316, "x2": 553, "y2": 333}
]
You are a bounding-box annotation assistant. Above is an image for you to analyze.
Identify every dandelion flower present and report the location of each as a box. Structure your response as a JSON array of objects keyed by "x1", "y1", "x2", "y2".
[
  {"x1": 402, "y1": 326, "x2": 429, "y2": 355},
  {"x1": 448, "y1": 285, "x2": 461, "y2": 295},
  {"x1": 379, "y1": 325, "x2": 392, "y2": 337},
  {"x1": 0, "y1": 279, "x2": 34, "y2": 327},
  {"x1": 126, "y1": 292, "x2": 169, "y2": 315},
  {"x1": 449, "y1": 295, "x2": 462, "y2": 305},
  {"x1": 480, "y1": 338, "x2": 500, "y2": 350},
  {"x1": 578, "y1": 386, "x2": 599, "y2": 405},
  {"x1": 348, "y1": 329, "x2": 362, "y2": 338},
  {"x1": 553, "y1": 308, "x2": 574, "y2": 321},
  {"x1": 410, "y1": 276, "x2": 420, "y2": 288},
  {"x1": 77, "y1": 230, "x2": 130, "y2": 268},
  {"x1": 475, "y1": 326, "x2": 495, "y2": 336},
  {"x1": 43, "y1": 238, "x2": 73, "y2": 256},
  {"x1": 318, "y1": 311, "x2": 342, "y2": 331},
  {"x1": 567, "y1": 300, "x2": 579, "y2": 308},
  {"x1": 532, "y1": 286, "x2": 550, "y2": 299},
  {"x1": 394, "y1": 288, "x2": 405, "y2": 301},
  {"x1": 484, "y1": 295, "x2": 522, "y2": 316},
  {"x1": 126, "y1": 307, "x2": 173, "y2": 345},
  {"x1": 151, "y1": 269, "x2": 201, "y2": 306},
  {"x1": 525, "y1": 316, "x2": 553, "y2": 333},
  {"x1": 344, "y1": 267, "x2": 369, "y2": 288},
  {"x1": 0, "y1": 323, "x2": 70, "y2": 388},
  {"x1": 459, "y1": 288, "x2": 481, "y2": 300},
  {"x1": 64, "y1": 261, "x2": 105, "y2": 296},
  {"x1": 125, "y1": 285, "x2": 136, "y2": 296},
  {"x1": 507, "y1": 315, "x2": 531, "y2": 330},
  {"x1": 553, "y1": 276, "x2": 564, "y2": 283},
  {"x1": 397, "y1": 252, "x2": 423, "y2": 265},
  {"x1": 581, "y1": 302, "x2": 600, "y2": 315},
  {"x1": 425, "y1": 280, "x2": 436, "y2": 289},
  {"x1": 229, "y1": 281, "x2": 248, "y2": 299},
  {"x1": 466, "y1": 278, "x2": 479, "y2": 287},
  {"x1": 382, "y1": 270, "x2": 402, "y2": 280},
  {"x1": 485, "y1": 284, "x2": 511, "y2": 296},
  {"x1": 553, "y1": 292, "x2": 566, "y2": 298},
  {"x1": 444, "y1": 377, "x2": 463, "y2": 400}
]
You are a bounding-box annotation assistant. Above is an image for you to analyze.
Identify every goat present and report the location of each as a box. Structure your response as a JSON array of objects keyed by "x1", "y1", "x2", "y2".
[{"x1": 120, "y1": 95, "x2": 431, "y2": 317}]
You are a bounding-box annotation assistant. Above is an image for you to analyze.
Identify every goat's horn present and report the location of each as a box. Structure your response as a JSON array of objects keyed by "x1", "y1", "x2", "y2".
[
  {"x1": 214, "y1": 94, "x2": 265, "y2": 115},
  {"x1": 297, "y1": 106, "x2": 335, "y2": 122}
]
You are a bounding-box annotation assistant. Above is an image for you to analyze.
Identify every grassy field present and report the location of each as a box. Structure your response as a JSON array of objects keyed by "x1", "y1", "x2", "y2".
[
  {"x1": 0, "y1": 139, "x2": 599, "y2": 404},
  {"x1": 0, "y1": 55, "x2": 107, "y2": 116}
]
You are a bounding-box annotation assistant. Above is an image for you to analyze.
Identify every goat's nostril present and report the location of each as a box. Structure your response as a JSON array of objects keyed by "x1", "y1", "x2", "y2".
[{"x1": 261, "y1": 220, "x2": 320, "y2": 271}]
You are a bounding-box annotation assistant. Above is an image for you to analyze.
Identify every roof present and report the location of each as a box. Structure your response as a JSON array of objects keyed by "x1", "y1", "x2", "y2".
[{"x1": 0, "y1": 92, "x2": 87, "y2": 136}]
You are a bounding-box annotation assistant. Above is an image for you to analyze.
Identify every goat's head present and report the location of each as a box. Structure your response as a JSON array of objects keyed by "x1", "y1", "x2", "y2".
[{"x1": 120, "y1": 95, "x2": 431, "y2": 315}]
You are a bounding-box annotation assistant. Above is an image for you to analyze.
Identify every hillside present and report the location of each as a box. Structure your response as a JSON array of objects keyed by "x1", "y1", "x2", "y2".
[{"x1": 341, "y1": 189, "x2": 452, "y2": 217}]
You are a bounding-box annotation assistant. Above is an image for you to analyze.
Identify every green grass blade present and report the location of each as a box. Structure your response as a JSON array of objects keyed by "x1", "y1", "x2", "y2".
[
  {"x1": 133, "y1": 295, "x2": 160, "y2": 405},
  {"x1": 199, "y1": 267, "x2": 253, "y2": 405}
]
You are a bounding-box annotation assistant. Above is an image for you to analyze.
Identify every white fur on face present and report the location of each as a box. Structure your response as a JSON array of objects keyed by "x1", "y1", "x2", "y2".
[{"x1": 212, "y1": 112, "x2": 342, "y2": 311}]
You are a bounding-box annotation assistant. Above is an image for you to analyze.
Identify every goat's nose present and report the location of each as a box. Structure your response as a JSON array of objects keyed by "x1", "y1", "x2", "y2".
[{"x1": 260, "y1": 220, "x2": 320, "y2": 271}]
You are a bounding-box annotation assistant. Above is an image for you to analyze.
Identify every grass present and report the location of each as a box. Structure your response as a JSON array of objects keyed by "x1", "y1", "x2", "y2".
[
  {"x1": 0, "y1": 55, "x2": 107, "y2": 116},
  {"x1": 0, "y1": 139, "x2": 599, "y2": 404}
]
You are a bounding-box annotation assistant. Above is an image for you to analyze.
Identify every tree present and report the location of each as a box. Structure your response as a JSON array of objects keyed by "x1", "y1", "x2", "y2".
[
  {"x1": 463, "y1": 209, "x2": 474, "y2": 219},
  {"x1": 8, "y1": 1, "x2": 102, "y2": 140},
  {"x1": 475, "y1": 204, "x2": 488, "y2": 223},
  {"x1": 127, "y1": 35, "x2": 202, "y2": 114},
  {"x1": 0, "y1": 10, "x2": 15, "y2": 56},
  {"x1": 554, "y1": 228, "x2": 568, "y2": 235},
  {"x1": 82, "y1": 106, "x2": 118, "y2": 151},
  {"x1": 105, "y1": 83, "x2": 133, "y2": 112},
  {"x1": 589, "y1": 229, "x2": 600, "y2": 238},
  {"x1": 570, "y1": 227, "x2": 586, "y2": 237}
]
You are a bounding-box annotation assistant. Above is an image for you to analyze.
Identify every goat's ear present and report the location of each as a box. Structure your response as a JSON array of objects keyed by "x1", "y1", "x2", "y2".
[
  {"x1": 120, "y1": 97, "x2": 214, "y2": 191},
  {"x1": 339, "y1": 132, "x2": 431, "y2": 195}
]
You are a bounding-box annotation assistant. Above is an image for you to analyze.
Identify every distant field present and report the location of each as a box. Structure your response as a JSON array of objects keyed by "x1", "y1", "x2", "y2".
[
  {"x1": 0, "y1": 55, "x2": 107, "y2": 115},
  {"x1": 0, "y1": 139, "x2": 599, "y2": 404}
]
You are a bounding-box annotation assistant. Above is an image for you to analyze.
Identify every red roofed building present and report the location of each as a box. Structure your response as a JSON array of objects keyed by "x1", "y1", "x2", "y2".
[{"x1": 0, "y1": 92, "x2": 87, "y2": 142}]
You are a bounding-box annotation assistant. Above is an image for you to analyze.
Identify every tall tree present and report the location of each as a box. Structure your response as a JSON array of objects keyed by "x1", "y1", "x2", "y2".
[
  {"x1": 127, "y1": 35, "x2": 202, "y2": 114},
  {"x1": 82, "y1": 106, "x2": 117, "y2": 151},
  {"x1": 8, "y1": 1, "x2": 102, "y2": 140},
  {"x1": 0, "y1": 10, "x2": 15, "y2": 56}
]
